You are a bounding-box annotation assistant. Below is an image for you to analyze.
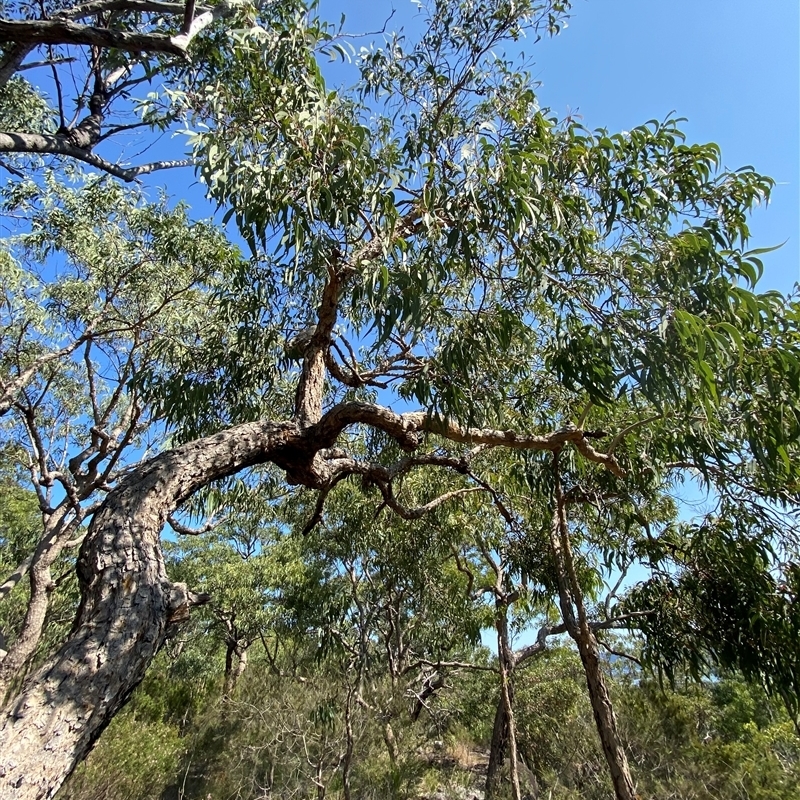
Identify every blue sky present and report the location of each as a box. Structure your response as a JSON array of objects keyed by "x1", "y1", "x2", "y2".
[{"x1": 321, "y1": 0, "x2": 799, "y2": 292}]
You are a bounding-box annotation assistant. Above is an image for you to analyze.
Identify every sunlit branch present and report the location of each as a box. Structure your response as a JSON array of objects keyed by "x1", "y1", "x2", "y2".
[
  {"x1": 167, "y1": 514, "x2": 224, "y2": 536},
  {"x1": 0, "y1": 132, "x2": 193, "y2": 180},
  {"x1": 375, "y1": 483, "x2": 481, "y2": 520}
]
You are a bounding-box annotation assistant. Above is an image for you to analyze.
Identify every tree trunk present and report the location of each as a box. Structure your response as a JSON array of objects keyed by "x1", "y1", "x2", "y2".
[
  {"x1": 342, "y1": 683, "x2": 356, "y2": 800},
  {"x1": 550, "y1": 463, "x2": 637, "y2": 800},
  {"x1": 573, "y1": 627, "x2": 637, "y2": 800},
  {"x1": 485, "y1": 689, "x2": 508, "y2": 800},
  {"x1": 223, "y1": 641, "x2": 248, "y2": 698},
  {"x1": 487, "y1": 606, "x2": 522, "y2": 800},
  {"x1": 0, "y1": 418, "x2": 297, "y2": 800},
  {"x1": 498, "y1": 618, "x2": 522, "y2": 800},
  {"x1": 383, "y1": 719, "x2": 399, "y2": 766}
]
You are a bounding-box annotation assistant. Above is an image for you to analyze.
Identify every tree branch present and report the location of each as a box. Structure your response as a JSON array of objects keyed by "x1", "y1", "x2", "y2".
[
  {"x1": 596, "y1": 638, "x2": 642, "y2": 667},
  {"x1": 0, "y1": 132, "x2": 192, "y2": 179},
  {"x1": 307, "y1": 403, "x2": 626, "y2": 481},
  {"x1": 0, "y1": 43, "x2": 34, "y2": 90},
  {"x1": 58, "y1": 0, "x2": 196, "y2": 20},
  {"x1": 375, "y1": 483, "x2": 481, "y2": 520},
  {"x1": 166, "y1": 514, "x2": 222, "y2": 535},
  {"x1": 0, "y1": 337, "x2": 88, "y2": 416},
  {"x1": 1, "y1": 1, "x2": 236, "y2": 54},
  {"x1": 0, "y1": 19, "x2": 189, "y2": 56},
  {"x1": 0, "y1": 552, "x2": 35, "y2": 604},
  {"x1": 404, "y1": 657, "x2": 497, "y2": 675},
  {"x1": 608, "y1": 414, "x2": 663, "y2": 453},
  {"x1": 574, "y1": 436, "x2": 625, "y2": 478}
]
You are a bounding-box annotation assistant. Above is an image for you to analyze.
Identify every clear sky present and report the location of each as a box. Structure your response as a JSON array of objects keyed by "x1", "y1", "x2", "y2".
[{"x1": 321, "y1": 0, "x2": 800, "y2": 292}]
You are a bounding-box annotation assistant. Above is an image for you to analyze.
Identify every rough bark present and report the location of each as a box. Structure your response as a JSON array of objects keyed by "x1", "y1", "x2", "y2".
[
  {"x1": 0, "y1": 400, "x2": 419, "y2": 795},
  {"x1": 0, "y1": 418, "x2": 296, "y2": 800}
]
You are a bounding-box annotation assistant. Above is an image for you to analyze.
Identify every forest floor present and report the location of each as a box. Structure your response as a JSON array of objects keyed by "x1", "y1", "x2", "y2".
[{"x1": 417, "y1": 742, "x2": 489, "y2": 800}]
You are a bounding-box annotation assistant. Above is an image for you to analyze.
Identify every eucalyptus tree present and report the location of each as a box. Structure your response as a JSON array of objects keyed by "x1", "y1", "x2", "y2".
[
  {"x1": 0, "y1": 174, "x2": 240, "y2": 701},
  {"x1": 1, "y1": 1, "x2": 799, "y2": 799}
]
